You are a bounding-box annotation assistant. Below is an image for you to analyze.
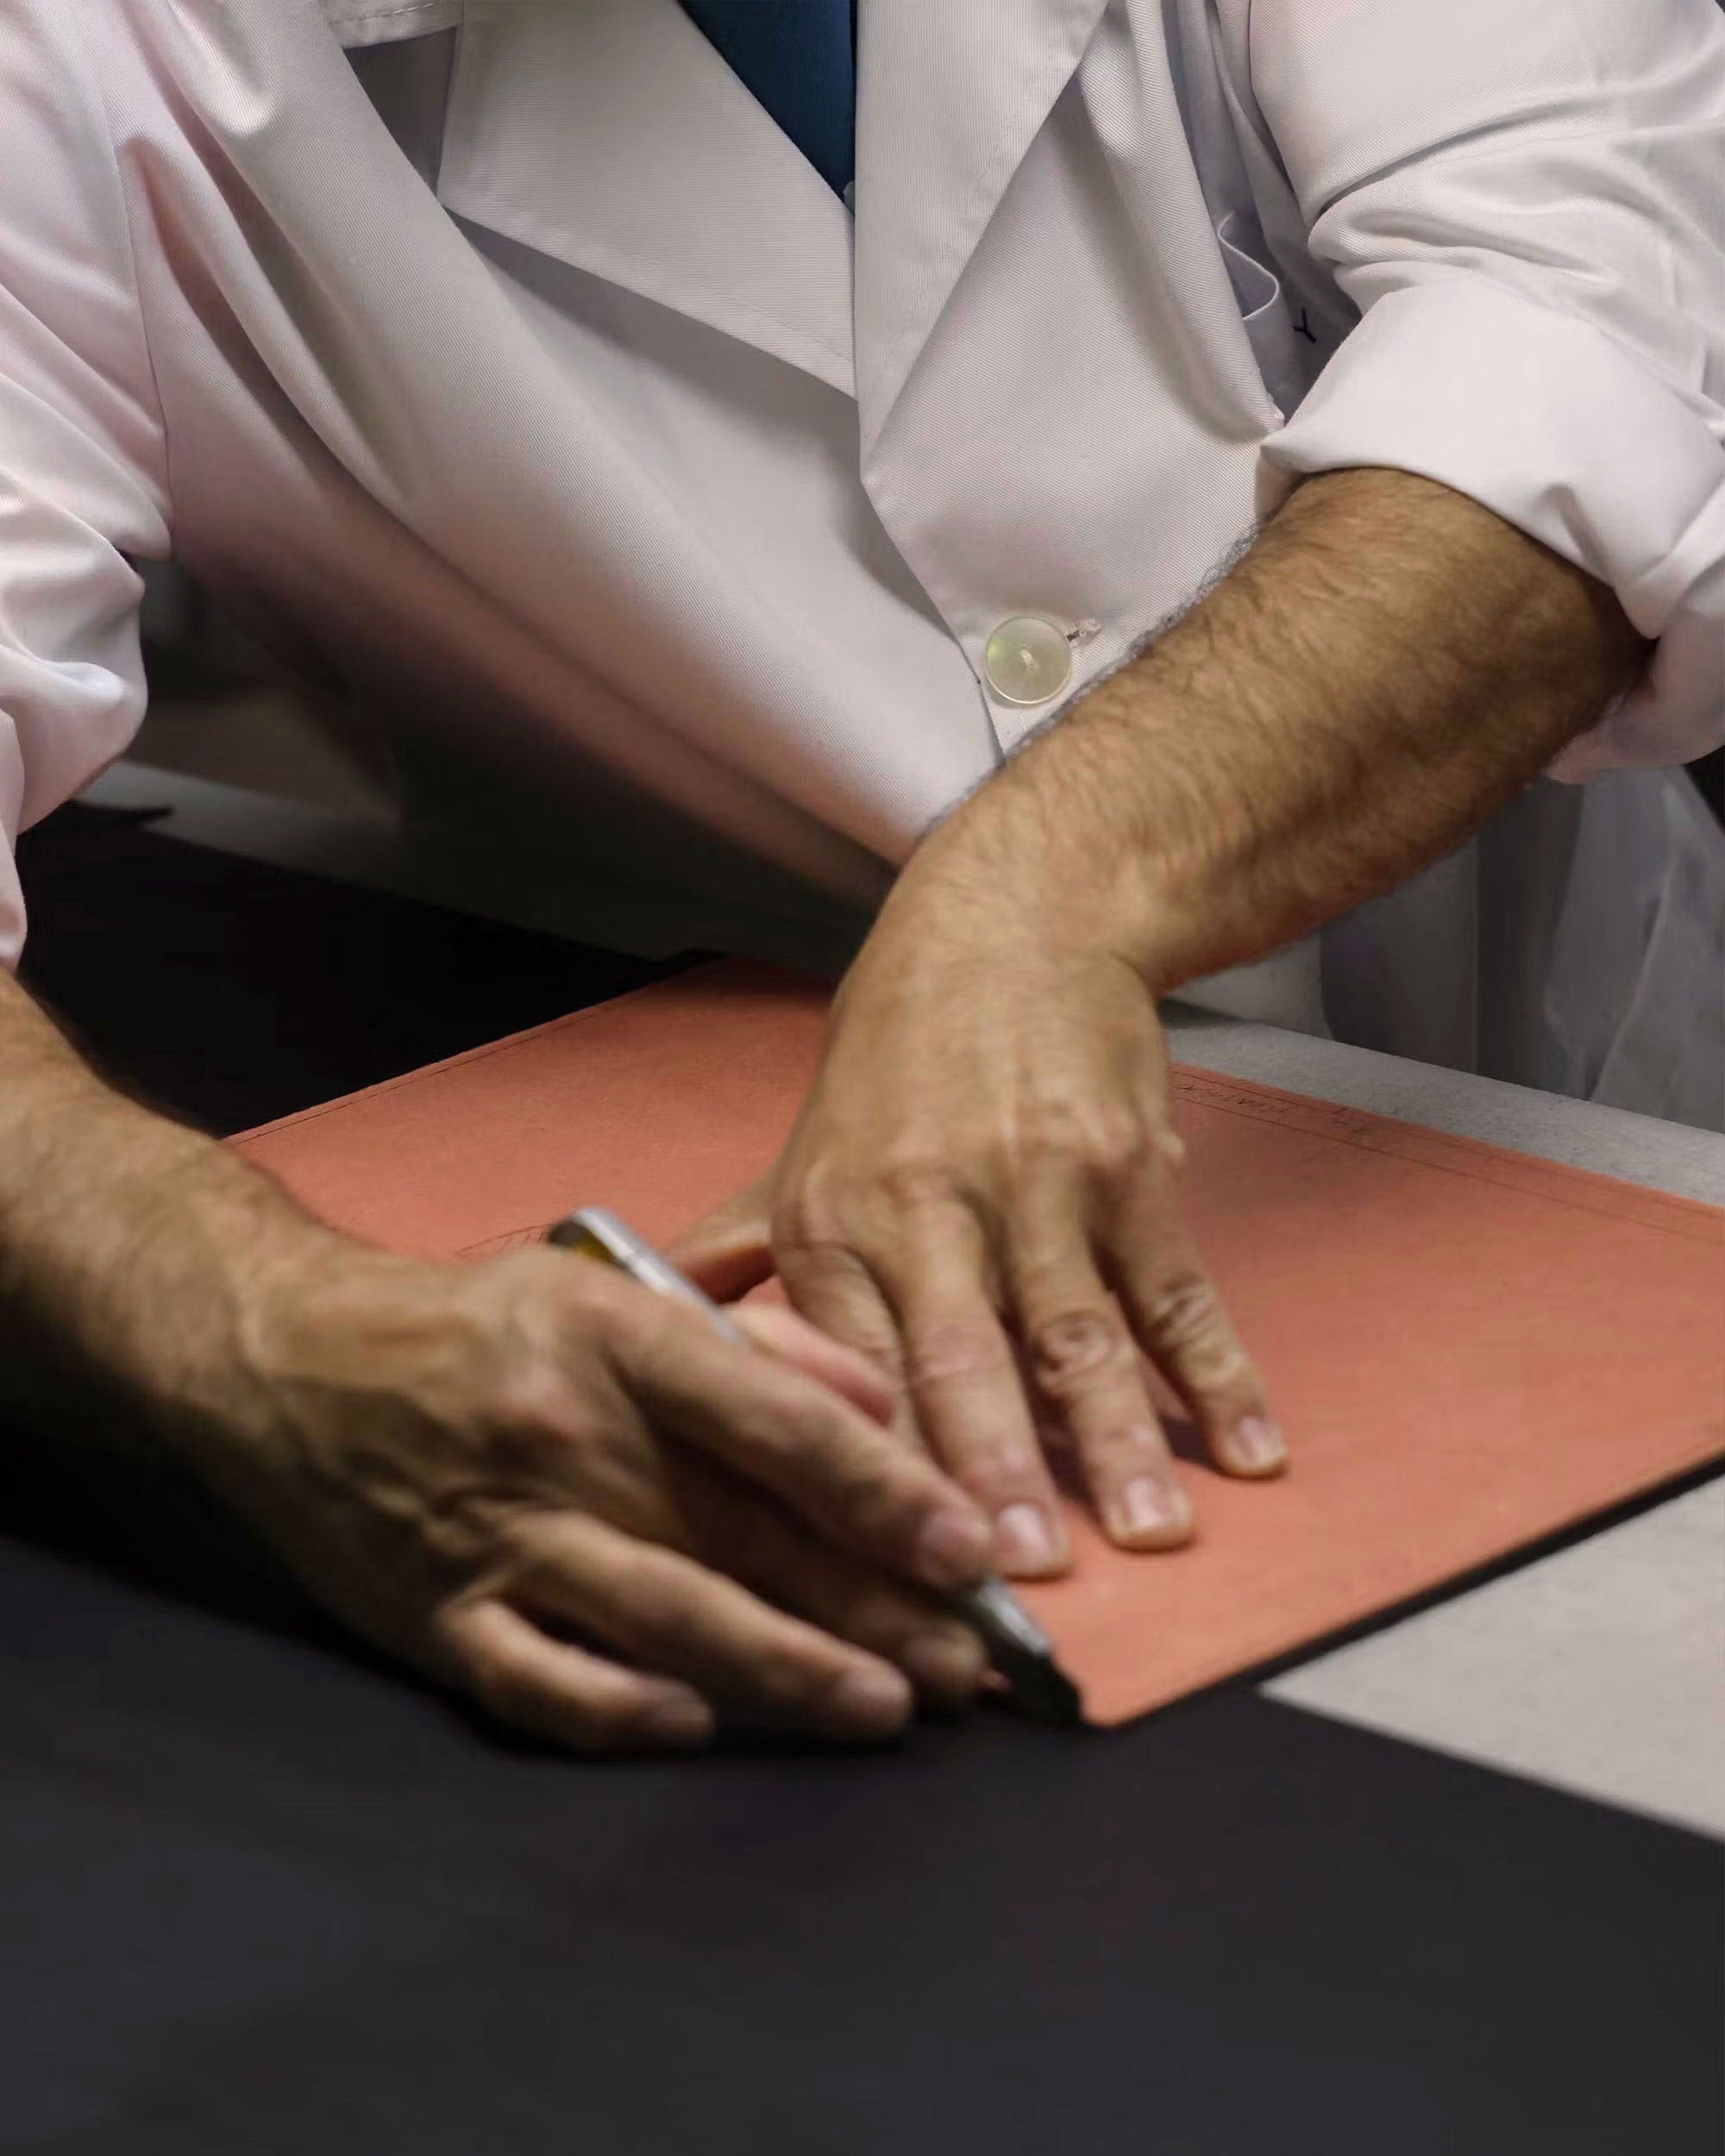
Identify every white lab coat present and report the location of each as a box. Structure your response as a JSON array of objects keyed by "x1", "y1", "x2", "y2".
[{"x1": 3, "y1": 0, "x2": 1722, "y2": 1118}]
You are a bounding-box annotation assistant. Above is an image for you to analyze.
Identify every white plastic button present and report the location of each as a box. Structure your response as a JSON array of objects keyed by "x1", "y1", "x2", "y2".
[{"x1": 982, "y1": 616, "x2": 1075, "y2": 707}]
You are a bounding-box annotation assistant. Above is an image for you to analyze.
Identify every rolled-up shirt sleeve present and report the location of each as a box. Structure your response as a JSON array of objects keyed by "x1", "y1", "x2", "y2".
[
  {"x1": 1247, "y1": 0, "x2": 1725, "y2": 779},
  {"x1": 0, "y1": 4, "x2": 170, "y2": 965}
]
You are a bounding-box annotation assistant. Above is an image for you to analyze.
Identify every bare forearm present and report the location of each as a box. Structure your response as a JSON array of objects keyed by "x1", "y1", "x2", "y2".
[
  {"x1": 912, "y1": 466, "x2": 1650, "y2": 987},
  {"x1": 0, "y1": 968, "x2": 332, "y2": 1445}
]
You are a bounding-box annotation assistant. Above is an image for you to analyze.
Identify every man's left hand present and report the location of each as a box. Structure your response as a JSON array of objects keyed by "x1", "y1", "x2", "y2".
[{"x1": 675, "y1": 844, "x2": 1285, "y2": 1580}]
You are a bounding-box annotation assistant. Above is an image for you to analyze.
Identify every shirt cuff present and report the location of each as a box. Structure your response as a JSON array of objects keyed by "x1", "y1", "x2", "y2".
[{"x1": 1259, "y1": 277, "x2": 1725, "y2": 780}]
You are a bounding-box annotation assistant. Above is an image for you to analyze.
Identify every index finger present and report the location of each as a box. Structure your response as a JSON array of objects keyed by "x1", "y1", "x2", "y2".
[{"x1": 606, "y1": 1289, "x2": 995, "y2": 1593}]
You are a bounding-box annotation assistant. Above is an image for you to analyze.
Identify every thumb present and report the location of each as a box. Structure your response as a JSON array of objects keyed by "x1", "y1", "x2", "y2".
[{"x1": 668, "y1": 1175, "x2": 777, "y2": 1303}]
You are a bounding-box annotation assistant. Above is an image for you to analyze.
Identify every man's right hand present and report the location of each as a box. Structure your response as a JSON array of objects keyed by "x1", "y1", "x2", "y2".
[
  {"x1": 0, "y1": 971, "x2": 994, "y2": 1754},
  {"x1": 194, "y1": 1238, "x2": 997, "y2": 1752}
]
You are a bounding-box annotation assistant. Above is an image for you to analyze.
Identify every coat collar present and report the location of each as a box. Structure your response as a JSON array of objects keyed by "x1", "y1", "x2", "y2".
[
  {"x1": 854, "y1": 0, "x2": 1109, "y2": 445},
  {"x1": 329, "y1": 0, "x2": 1111, "y2": 423},
  {"x1": 432, "y1": 0, "x2": 857, "y2": 398}
]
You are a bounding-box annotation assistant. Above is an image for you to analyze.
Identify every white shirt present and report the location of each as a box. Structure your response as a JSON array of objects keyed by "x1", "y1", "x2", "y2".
[{"x1": 2, "y1": 0, "x2": 1722, "y2": 1116}]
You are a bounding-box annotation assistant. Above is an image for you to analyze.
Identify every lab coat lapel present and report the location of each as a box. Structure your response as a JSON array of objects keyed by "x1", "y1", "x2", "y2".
[
  {"x1": 435, "y1": 0, "x2": 856, "y2": 396},
  {"x1": 855, "y1": 0, "x2": 1109, "y2": 449}
]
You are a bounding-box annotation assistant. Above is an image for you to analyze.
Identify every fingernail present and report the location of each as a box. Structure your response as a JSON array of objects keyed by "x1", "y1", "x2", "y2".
[
  {"x1": 825, "y1": 1664, "x2": 914, "y2": 1739},
  {"x1": 994, "y1": 1502, "x2": 1062, "y2": 1577},
  {"x1": 1107, "y1": 1475, "x2": 1192, "y2": 1548},
  {"x1": 915, "y1": 1506, "x2": 994, "y2": 1589},
  {"x1": 1227, "y1": 1415, "x2": 1288, "y2": 1476},
  {"x1": 901, "y1": 1626, "x2": 988, "y2": 1702},
  {"x1": 639, "y1": 1692, "x2": 716, "y2": 1747}
]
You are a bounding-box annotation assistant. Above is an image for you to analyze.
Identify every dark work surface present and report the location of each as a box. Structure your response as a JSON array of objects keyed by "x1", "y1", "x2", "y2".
[
  {"x1": 15, "y1": 803, "x2": 681, "y2": 1133},
  {"x1": 2, "y1": 1474, "x2": 1720, "y2": 2156},
  {"x1": 4, "y1": 804, "x2": 1722, "y2": 2155}
]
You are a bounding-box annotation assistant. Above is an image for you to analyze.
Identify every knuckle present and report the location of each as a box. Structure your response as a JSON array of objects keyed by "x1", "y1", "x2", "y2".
[
  {"x1": 489, "y1": 1359, "x2": 586, "y2": 1440},
  {"x1": 772, "y1": 1157, "x2": 895, "y2": 1261},
  {"x1": 1185, "y1": 1338, "x2": 1256, "y2": 1401},
  {"x1": 600, "y1": 1283, "x2": 682, "y2": 1363},
  {"x1": 751, "y1": 1641, "x2": 829, "y2": 1709},
  {"x1": 1142, "y1": 1270, "x2": 1227, "y2": 1357},
  {"x1": 771, "y1": 1216, "x2": 875, "y2": 1296},
  {"x1": 529, "y1": 1249, "x2": 635, "y2": 1334},
  {"x1": 1028, "y1": 1307, "x2": 1128, "y2": 1395},
  {"x1": 904, "y1": 1319, "x2": 1013, "y2": 1390},
  {"x1": 486, "y1": 1398, "x2": 623, "y2": 1497},
  {"x1": 789, "y1": 1283, "x2": 901, "y2": 1369},
  {"x1": 875, "y1": 1154, "x2": 961, "y2": 1214},
  {"x1": 771, "y1": 1177, "x2": 846, "y2": 1257},
  {"x1": 1088, "y1": 1109, "x2": 1156, "y2": 1180},
  {"x1": 621, "y1": 1577, "x2": 706, "y2": 1659},
  {"x1": 528, "y1": 1270, "x2": 659, "y2": 1382},
  {"x1": 1020, "y1": 1106, "x2": 1151, "y2": 1180}
]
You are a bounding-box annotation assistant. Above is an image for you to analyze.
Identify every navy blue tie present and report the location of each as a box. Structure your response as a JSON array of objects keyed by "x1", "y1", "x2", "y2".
[{"x1": 681, "y1": 0, "x2": 856, "y2": 199}]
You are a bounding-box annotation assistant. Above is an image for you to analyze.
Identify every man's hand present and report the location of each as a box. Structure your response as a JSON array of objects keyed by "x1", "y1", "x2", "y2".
[
  {"x1": 196, "y1": 1239, "x2": 994, "y2": 1749},
  {"x1": 680, "y1": 468, "x2": 1650, "y2": 1573},
  {"x1": 0, "y1": 972, "x2": 994, "y2": 1752},
  {"x1": 679, "y1": 888, "x2": 1279, "y2": 1578}
]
